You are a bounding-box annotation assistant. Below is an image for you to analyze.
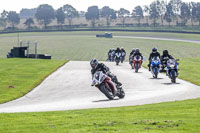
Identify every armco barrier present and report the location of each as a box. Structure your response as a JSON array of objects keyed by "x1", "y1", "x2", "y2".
[{"x1": 0, "y1": 28, "x2": 200, "y2": 34}]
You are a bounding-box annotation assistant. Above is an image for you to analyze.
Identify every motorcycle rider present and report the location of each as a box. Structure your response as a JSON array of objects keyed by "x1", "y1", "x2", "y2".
[
  {"x1": 90, "y1": 58, "x2": 122, "y2": 87},
  {"x1": 107, "y1": 48, "x2": 112, "y2": 61},
  {"x1": 129, "y1": 48, "x2": 136, "y2": 64},
  {"x1": 160, "y1": 50, "x2": 174, "y2": 72},
  {"x1": 133, "y1": 48, "x2": 143, "y2": 61},
  {"x1": 111, "y1": 48, "x2": 115, "y2": 61},
  {"x1": 121, "y1": 47, "x2": 126, "y2": 63},
  {"x1": 148, "y1": 48, "x2": 161, "y2": 71},
  {"x1": 115, "y1": 47, "x2": 121, "y2": 54}
]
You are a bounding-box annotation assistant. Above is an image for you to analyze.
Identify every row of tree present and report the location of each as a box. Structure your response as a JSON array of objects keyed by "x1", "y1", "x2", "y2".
[{"x1": 0, "y1": 0, "x2": 200, "y2": 29}]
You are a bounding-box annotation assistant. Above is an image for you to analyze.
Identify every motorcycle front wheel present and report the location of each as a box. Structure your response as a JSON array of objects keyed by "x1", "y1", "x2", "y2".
[{"x1": 99, "y1": 84, "x2": 114, "y2": 100}]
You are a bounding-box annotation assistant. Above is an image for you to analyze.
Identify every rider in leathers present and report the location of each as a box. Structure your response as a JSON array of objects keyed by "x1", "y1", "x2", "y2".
[
  {"x1": 133, "y1": 48, "x2": 143, "y2": 60},
  {"x1": 129, "y1": 48, "x2": 136, "y2": 64},
  {"x1": 90, "y1": 58, "x2": 122, "y2": 87},
  {"x1": 160, "y1": 50, "x2": 174, "y2": 72},
  {"x1": 148, "y1": 48, "x2": 160, "y2": 71}
]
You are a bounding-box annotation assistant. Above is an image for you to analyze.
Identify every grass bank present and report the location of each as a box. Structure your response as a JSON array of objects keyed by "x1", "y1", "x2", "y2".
[
  {"x1": 0, "y1": 58, "x2": 67, "y2": 103},
  {"x1": 0, "y1": 98, "x2": 199, "y2": 132},
  {"x1": 179, "y1": 58, "x2": 200, "y2": 86}
]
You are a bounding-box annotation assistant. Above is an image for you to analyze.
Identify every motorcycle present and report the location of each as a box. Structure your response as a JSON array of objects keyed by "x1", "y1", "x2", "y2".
[
  {"x1": 111, "y1": 51, "x2": 115, "y2": 62},
  {"x1": 131, "y1": 55, "x2": 142, "y2": 72},
  {"x1": 166, "y1": 59, "x2": 179, "y2": 83},
  {"x1": 91, "y1": 71, "x2": 125, "y2": 100},
  {"x1": 150, "y1": 56, "x2": 161, "y2": 78},
  {"x1": 107, "y1": 52, "x2": 112, "y2": 62},
  {"x1": 115, "y1": 52, "x2": 121, "y2": 65},
  {"x1": 121, "y1": 52, "x2": 126, "y2": 63}
]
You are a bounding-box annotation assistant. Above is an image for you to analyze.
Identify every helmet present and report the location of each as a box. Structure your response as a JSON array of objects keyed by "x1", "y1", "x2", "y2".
[
  {"x1": 90, "y1": 58, "x2": 98, "y2": 69},
  {"x1": 117, "y1": 46, "x2": 120, "y2": 50},
  {"x1": 121, "y1": 47, "x2": 124, "y2": 50},
  {"x1": 163, "y1": 50, "x2": 168, "y2": 55},
  {"x1": 132, "y1": 48, "x2": 135, "y2": 52},
  {"x1": 135, "y1": 48, "x2": 140, "y2": 53},
  {"x1": 152, "y1": 48, "x2": 157, "y2": 53}
]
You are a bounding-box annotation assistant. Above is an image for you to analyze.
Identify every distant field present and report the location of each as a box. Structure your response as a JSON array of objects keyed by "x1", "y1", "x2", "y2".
[{"x1": 0, "y1": 31, "x2": 200, "y2": 60}]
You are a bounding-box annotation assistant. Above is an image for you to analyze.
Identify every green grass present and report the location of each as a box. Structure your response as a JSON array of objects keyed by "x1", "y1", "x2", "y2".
[
  {"x1": 0, "y1": 58, "x2": 67, "y2": 103},
  {"x1": 0, "y1": 98, "x2": 199, "y2": 132},
  {"x1": 179, "y1": 58, "x2": 200, "y2": 86},
  {"x1": 0, "y1": 31, "x2": 200, "y2": 60},
  {"x1": 0, "y1": 31, "x2": 200, "y2": 132}
]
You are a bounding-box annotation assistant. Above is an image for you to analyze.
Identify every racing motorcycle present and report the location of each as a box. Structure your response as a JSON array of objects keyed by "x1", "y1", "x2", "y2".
[
  {"x1": 115, "y1": 52, "x2": 121, "y2": 65},
  {"x1": 166, "y1": 59, "x2": 179, "y2": 83},
  {"x1": 150, "y1": 56, "x2": 161, "y2": 78},
  {"x1": 121, "y1": 52, "x2": 126, "y2": 63},
  {"x1": 111, "y1": 51, "x2": 115, "y2": 62},
  {"x1": 131, "y1": 55, "x2": 142, "y2": 72},
  {"x1": 91, "y1": 71, "x2": 125, "y2": 100}
]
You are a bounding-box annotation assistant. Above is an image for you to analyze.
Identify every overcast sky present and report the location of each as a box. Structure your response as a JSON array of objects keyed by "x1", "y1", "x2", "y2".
[{"x1": 0, "y1": 0, "x2": 199, "y2": 13}]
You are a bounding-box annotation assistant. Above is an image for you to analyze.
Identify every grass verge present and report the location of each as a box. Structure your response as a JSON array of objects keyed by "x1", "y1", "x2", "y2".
[
  {"x1": 0, "y1": 58, "x2": 67, "y2": 103},
  {"x1": 0, "y1": 98, "x2": 199, "y2": 132},
  {"x1": 179, "y1": 58, "x2": 200, "y2": 86}
]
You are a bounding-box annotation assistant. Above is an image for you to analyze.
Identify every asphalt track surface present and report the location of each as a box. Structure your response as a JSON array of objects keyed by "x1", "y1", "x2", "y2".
[{"x1": 0, "y1": 61, "x2": 200, "y2": 113}]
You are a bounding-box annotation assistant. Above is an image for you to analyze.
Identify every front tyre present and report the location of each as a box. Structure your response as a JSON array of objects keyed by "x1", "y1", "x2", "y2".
[
  {"x1": 171, "y1": 71, "x2": 176, "y2": 83},
  {"x1": 154, "y1": 67, "x2": 158, "y2": 78},
  {"x1": 135, "y1": 63, "x2": 139, "y2": 73}
]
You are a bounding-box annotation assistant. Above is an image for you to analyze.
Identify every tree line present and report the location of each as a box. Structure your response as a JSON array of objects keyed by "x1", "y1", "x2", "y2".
[{"x1": 0, "y1": 0, "x2": 200, "y2": 30}]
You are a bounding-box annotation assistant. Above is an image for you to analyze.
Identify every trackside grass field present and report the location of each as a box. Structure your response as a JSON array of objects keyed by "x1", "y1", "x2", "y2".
[
  {"x1": 0, "y1": 31, "x2": 200, "y2": 132},
  {"x1": 0, "y1": 58, "x2": 67, "y2": 103},
  {"x1": 0, "y1": 98, "x2": 199, "y2": 132}
]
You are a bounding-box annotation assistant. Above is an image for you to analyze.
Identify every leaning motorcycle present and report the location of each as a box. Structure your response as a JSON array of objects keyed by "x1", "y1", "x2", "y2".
[
  {"x1": 150, "y1": 56, "x2": 161, "y2": 78},
  {"x1": 115, "y1": 52, "x2": 121, "y2": 65},
  {"x1": 91, "y1": 71, "x2": 125, "y2": 100},
  {"x1": 166, "y1": 59, "x2": 179, "y2": 83},
  {"x1": 131, "y1": 55, "x2": 142, "y2": 72}
]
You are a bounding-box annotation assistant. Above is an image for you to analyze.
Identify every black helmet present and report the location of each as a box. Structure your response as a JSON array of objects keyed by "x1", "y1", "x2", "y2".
[
  {"x1": 90, "y1": 58, "x2": 98, "y2": 69},
  {"x1": 152, "y1": 48, "x2": 157, "y2": 53},
  {"x1": 135, "y1": 48, "x2": 140, "y2": 53},
  {"x1": 163, "y1": 50, "x2": 168, "y2": 55}
]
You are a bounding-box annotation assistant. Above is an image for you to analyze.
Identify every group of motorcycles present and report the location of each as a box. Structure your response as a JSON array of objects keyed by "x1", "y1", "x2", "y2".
[
  {"x1": 91, "y1": 52, "x2": 179, "y2": 101},
  {"x1": 107, "y1": 51, "x2": 126, "y2": 65},
  {"x1": 150, "y1": 56, "x2": 179, "y2": 83}
]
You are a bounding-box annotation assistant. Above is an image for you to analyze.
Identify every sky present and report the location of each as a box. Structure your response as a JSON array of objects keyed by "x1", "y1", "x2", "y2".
[{"x1": 0, "y1": 0, "x2": 199, "y2": 13}]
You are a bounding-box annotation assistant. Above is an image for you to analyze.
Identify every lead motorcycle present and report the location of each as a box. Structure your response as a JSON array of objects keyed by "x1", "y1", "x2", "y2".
[
  {"x1": 166, "y1": 59, "x2": 179, "y2": 83},
  {"x1": 131, "y1": 55, "x2": 142, "y2": 72},
  {"x1": 91, "y1": 71, "x2": 125, "y2": 100},
  {"x1": 150, "y1": 56, "x2": 161, "y2": 78}
]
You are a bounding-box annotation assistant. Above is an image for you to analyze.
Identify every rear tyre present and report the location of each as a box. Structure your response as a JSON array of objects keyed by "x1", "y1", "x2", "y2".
[
  {"x1": 99, "y1": 84, "x2": 114, "y2": 100},
  {"x1": 118, "y1": 88, "x2": 125, "y2": 99}
]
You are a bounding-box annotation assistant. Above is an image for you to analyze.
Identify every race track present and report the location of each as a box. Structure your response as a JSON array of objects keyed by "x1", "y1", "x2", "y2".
[{"x1": 0, "y1": 61, "x2": 200, "y2": 113}]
